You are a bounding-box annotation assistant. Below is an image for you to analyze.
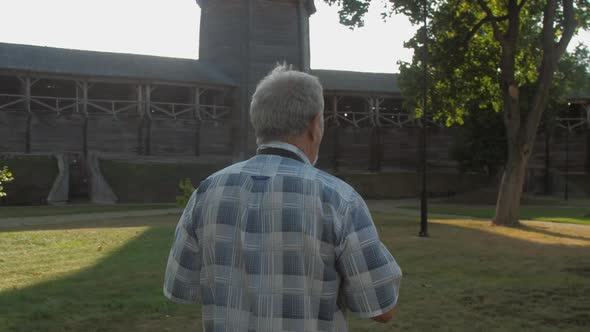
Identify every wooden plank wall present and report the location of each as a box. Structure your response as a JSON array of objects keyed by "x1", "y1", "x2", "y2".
[
  {"x1": 530, "y1": 129, "x2": 589, "y2": 173},
  {"x1": 87, "y1": 115, "x2": 140, "y2": 154},
  {"x1": 0, "y1": 112, "x2": 27, "y2": 152},
  {"x1": 319, "y1": 126, "x2": 458, "y2": 171},
  {"x1": 30, "y1": 113, "x2": 84, "y2": 153},
  {"x1": 149, "y1": 118, "x2": 198, "y2": 156},
  {"x1": 200, "y1": 123, "x2": 234, "y2": 155},
  {"x1": 0, "y1": 110, "x2": 236, "y2": 157}
]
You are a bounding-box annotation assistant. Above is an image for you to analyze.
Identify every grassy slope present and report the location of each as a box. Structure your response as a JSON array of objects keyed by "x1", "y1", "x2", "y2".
[
  {"x1": 1, "y1": 214, "x2": 589, "y2": 331},
  {"x1": 400, "y1": 205, "x2": 590, "y2": 225},
  {"x1": 0, "y1": 204, "x2": 175, "y2": 218}
]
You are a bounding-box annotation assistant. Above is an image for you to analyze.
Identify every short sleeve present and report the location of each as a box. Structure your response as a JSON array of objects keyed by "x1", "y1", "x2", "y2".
[
  {"x1": 335, "y1": 196, "x2": 402, "y2": 318},
  {"x1": 163, "y1": 191, "x2": 202, "y2": 304}
]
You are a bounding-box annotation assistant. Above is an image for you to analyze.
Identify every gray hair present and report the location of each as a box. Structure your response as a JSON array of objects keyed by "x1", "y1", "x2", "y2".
[{"x1": 250, "y1": 64, "x2": 324, "y2": 144}]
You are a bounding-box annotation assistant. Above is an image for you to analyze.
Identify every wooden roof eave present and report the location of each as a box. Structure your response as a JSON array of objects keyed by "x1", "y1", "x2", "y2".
[
  {"x1": 322, "y1": 90, "x2": 403, "y2": 99},
  {"x1": 0, "y1": 69, "x2": 235, "y2": 91}
]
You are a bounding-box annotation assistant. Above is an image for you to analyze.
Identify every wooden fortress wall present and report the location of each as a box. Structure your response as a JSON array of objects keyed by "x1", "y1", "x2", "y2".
[
  {"x1": 0, "y1": 75, "x2": 234, "y2": 157},
  {"x1": 0, "y1": 73, "x2": 588, "y2": 176}
]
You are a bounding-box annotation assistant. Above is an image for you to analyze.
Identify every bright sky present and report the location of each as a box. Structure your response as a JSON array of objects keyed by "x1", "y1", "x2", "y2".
[{"x1": 0, "y1": 0, "x2": 588, "y2": 74}]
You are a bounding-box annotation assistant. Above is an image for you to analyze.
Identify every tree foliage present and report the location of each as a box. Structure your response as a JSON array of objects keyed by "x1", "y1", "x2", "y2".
[
  {"x1": 326, "y1": 0, "x2": 589, "y2": 226},
  {"x1": 451, "y1": 107, "x2": 507, "y2": 176},
  {"x1": 544, "y1": 44, "x2": 590, "y2": 130},
  {"x1": 451, "y1": 44, "x2": 589, "y2": 175},
  {"x1": 0, "y1": 166, "x2": 14, "y2": 198}
]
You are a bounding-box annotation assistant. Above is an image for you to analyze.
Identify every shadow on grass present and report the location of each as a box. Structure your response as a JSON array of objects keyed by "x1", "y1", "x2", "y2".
[
  {"x1": 421, "y1": 211, "x2": 590, "y2": 243},
  {"x1": 378, "y1": 220, "x2": 590, "y2": 331},
  {"x1": 1, "y1": 217, "x2": 589, "y2": 331},
  {"x1": 519, "y1": 224, "x2": 590, "y2": 242},
  {"x1": 0, "y1": 225, "x2": 199, "y2": 332}
]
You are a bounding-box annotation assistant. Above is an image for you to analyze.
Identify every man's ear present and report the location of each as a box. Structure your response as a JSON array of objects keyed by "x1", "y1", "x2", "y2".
[{"x1": 309, "y1": 113, "x2": 322, "y2": 142}]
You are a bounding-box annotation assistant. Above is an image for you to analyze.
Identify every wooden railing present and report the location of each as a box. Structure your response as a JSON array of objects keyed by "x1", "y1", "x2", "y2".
[{"x1": 0, "y1": 93, "x2": 231, "y2": 123}]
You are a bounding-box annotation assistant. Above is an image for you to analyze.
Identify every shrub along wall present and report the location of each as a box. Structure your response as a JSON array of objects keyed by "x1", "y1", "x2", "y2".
[
  {"x1": 0, "y1": 155, "x2": 494, "y2": 205},
  {"x1": 0, "y1": 155, "x2": 58, "y2": 205},
  {"x1": 100, "y1": 159, "x2": 229, "y2": 203},
  {"x1": 101, "y1": 157, "x2": 492, "y2": 203}
]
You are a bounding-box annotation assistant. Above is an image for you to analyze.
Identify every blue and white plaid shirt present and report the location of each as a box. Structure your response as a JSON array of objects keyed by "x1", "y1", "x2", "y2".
[{"x1": 164, "y1": 142, "x2": 402, "y2": 331}]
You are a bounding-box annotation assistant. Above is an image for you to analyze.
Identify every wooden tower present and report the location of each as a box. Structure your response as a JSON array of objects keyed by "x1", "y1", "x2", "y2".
[{"x1": 196, "y1": 0, "x2": 317, "y2": 156}]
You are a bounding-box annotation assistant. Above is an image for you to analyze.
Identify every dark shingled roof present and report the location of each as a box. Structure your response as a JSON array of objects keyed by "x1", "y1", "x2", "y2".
[
  {"x1": 0, "y1": 42, "x2": 236, "y2": 86},
  {"x1": 311, "y1": 69, "x2": 401, "y2": 96}
]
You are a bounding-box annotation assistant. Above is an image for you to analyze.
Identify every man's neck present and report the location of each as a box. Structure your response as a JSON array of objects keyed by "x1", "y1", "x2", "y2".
[
  {"x1": 258, "y1": 139, "x2": 313, "y2": 165},
  {"x1": 275, "y1": 137, "x2": 313, "y2": 163}
]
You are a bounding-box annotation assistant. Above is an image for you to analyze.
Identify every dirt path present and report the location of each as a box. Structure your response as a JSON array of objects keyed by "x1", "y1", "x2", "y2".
[
  {"x1": 1, "y1": 200, "x2": 587, "y2": 232},
  {"x1": 0, "y1": 208, "x2": 183, "y2": 228},
  {"x1": 366, "y1": 199, "x2": 590, "y2": 232}
]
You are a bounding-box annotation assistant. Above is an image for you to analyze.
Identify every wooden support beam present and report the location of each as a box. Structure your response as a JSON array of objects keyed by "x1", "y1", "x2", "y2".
[
  {"x1": 75, "y1": 83, "x2": 80, "y2": 114},
  {"x1": 369, "y1": 126, "x2": 383, "y2": 172},
  {"x1": 145, "y1": 85, "x2": 152, "y2": 156},
  {"x1": 145, "y1": 85, "x2": 152, "y2": 119},
  {"x1": 194, "y1": 87, "x2": 201, "y2": 156},
  {"x1": 331, "y1": 95, "x2": 340, "y2": 172},
  {"x1": 81, "y1": 81, "x2": 89, "y2": 156},
  {"x1": 367, "y1": 97, "x2": 383, "y2": 172},
  {"x1": 23, "y1": 77, "x2": 32, "y2": 153},
  {"x1": 137, "y1": 85, "x2": 144, "y2": 155}
]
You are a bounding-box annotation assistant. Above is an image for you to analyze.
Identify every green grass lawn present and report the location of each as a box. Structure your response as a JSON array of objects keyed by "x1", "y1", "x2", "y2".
[
  {"x1": 0, "y1": 204, "x2": 176, "y2": 218},
  {"x1": 400, "y1": 204, "x2": 590, "y2": 225},
  {"x1": 1, "y1": 213, "x2": 589, "y2": 331}
]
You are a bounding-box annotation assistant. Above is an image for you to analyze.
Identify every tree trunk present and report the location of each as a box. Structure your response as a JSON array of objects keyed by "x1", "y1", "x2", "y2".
[{"x1": 494, "y1": 148, "x2": 528, "y2": 227}]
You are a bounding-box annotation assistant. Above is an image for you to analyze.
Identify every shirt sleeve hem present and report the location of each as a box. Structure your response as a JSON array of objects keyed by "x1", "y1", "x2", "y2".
[
  {"x1": 163, "y1": 287, "x2": 198, "y2": 305},
  {"x1": 350, "y1": 297, "x2": 398, "y2": 319}
]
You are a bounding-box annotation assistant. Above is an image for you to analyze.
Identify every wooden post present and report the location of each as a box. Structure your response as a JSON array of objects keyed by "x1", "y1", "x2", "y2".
[
  {"x1": 75, "y1": 83, "x2": 80, "y2": 114},
  {"x1": 145, "y1": 85, "x2": 152, "y2": 156},
  {"x1": 375, "y1": 98, "x2": 383, "y2": 171},
  {"x1": 81, "y1": 81, "x2": 89, "y2": 157},
  {"x1": 331, "y1": 95, "x2": 340, "y2": 172},
  {"x1": 137, "y1": 85, "x2": 144, "y2": 155},
  {"x1": 368, "y1": 98, "x2": 383, "y2": 172},
  {"x1": 194, "y1": 87, "x2": 202, "y2": 156},
  {"x1": 22, "y1": 77, "x2": 32, "y2": 153}
]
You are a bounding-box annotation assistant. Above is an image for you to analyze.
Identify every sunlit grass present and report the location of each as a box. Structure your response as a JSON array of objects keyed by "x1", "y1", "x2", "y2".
[
  {"x1": 0, "y1": 226, "x2": 151, "y2": 291},
  {"x1": 0, "y1": 204, "x2": 175, "y2": 219},
  {"x1": 430, "y1": 218, "x2": 590, "y2": 246},
  {"x1": 1, "y1": 213, "x2": 589, "y2": 331},
  {"x1": 399, "y1": 204, "x2": 590, "y2": 225}
]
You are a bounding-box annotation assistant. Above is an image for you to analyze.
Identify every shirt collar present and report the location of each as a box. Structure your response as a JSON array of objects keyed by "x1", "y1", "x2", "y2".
[{"x1": 257, "y1": 141, "x2": 312, "y2": 165}]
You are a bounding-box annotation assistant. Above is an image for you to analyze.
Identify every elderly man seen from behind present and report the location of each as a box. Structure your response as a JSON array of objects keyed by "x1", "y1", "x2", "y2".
[{"x1": 163, "y1": 64, "x2": 402, "y2": 331}]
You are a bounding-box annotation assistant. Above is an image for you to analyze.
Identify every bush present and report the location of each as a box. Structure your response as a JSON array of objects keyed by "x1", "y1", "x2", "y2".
[
  {"x1": 176, "y1": 178, "x2": 195, "y2": 208},
  {"x1": 0, "y1": 166, "x2": 14, "y2": 198},
  {"x1": 0, "y1": 156, "x2": 59, "y2": 205},
  {"x1": 99, "y1": 160, "x2": 225, "y2": 203}
]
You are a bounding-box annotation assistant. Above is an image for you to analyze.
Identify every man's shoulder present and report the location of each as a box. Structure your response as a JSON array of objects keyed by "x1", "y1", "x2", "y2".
[
  {"x1": 196, "y1": 158, "x2": 361, "y2": 203},
  {"x1": 301, "y1": 166, "x2": 360, "y2": 204},
  {"x1": 194, "y1": 160, "x2": 251, "y2": 192},
  {"x1": 313, "y1": 168, "x2": 354, "y2": 190}
]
